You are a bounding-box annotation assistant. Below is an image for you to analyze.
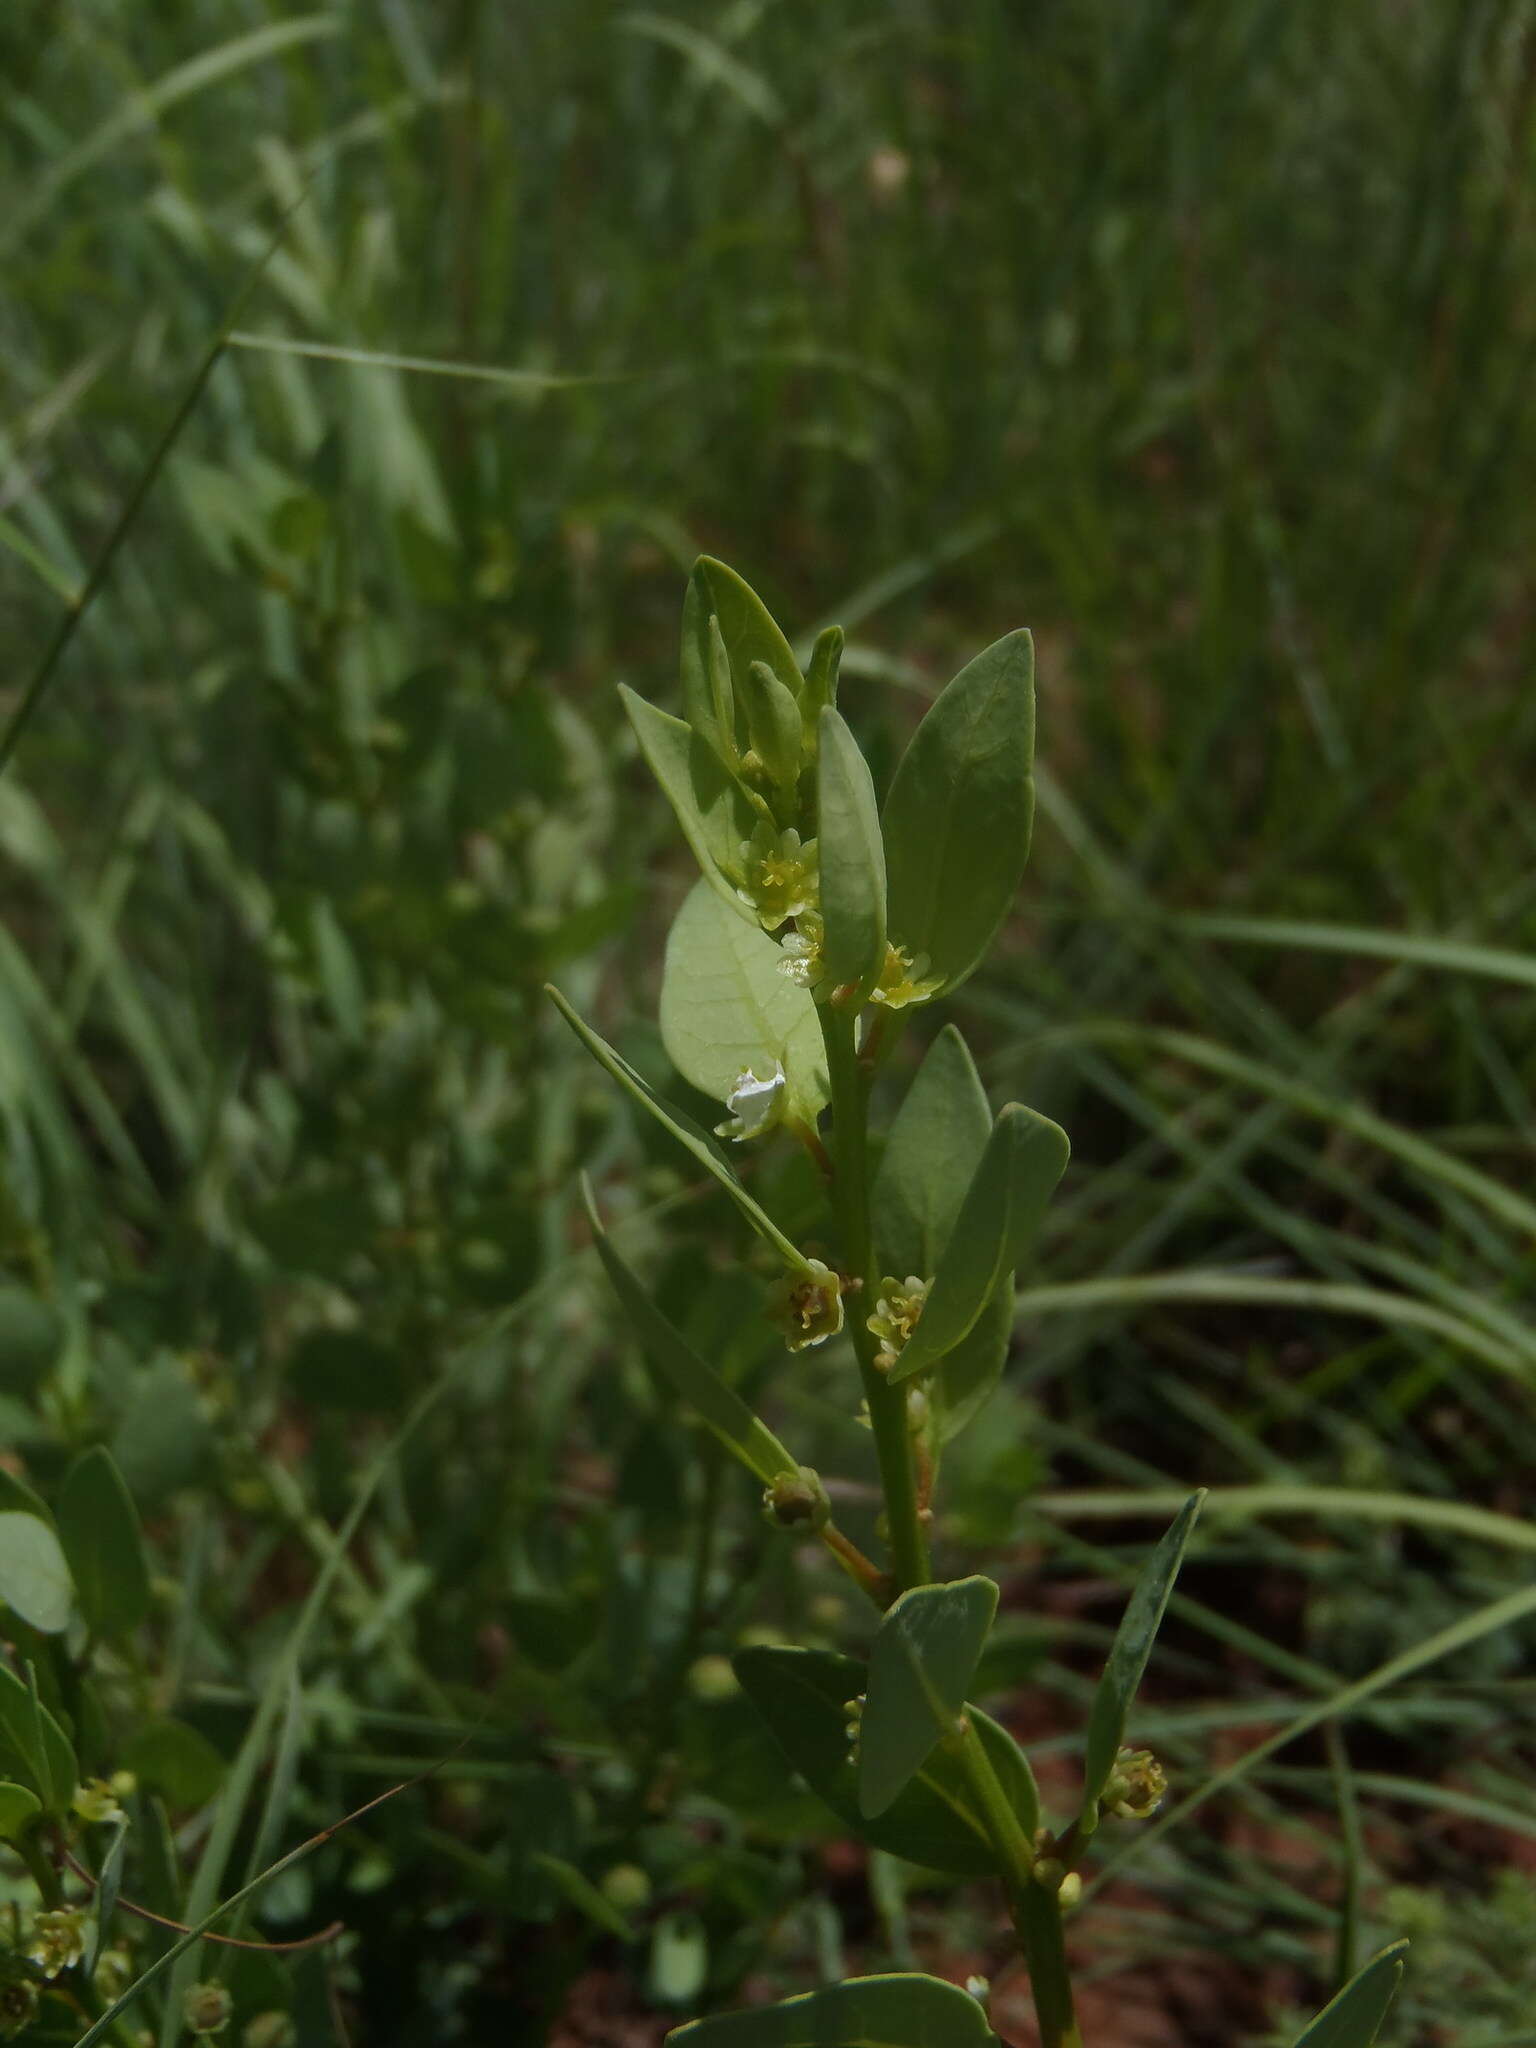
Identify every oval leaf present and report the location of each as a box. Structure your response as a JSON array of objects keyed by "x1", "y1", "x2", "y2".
[
  {"x1": 1078, "y1": 1491, "x2": 1205, "y2": 1833},
  {"x1": 733, "y1": 1645, "x2": 1037, "y2": 1875},
  {"x1": 58, "y1": 1446, "x2": 152, "y2": 1640},
  {"x1": 816, "y1": 707, "x2": 886, "y2": 1000},
  {"x1": 660, "y1": 880, "x2": 828, "y2": 1126},
  {"x1": 667, "y1": 1971, "x2": 1001, "y2": 2046},
  {"x1": 1291, "y1": 1942, "x2": 1409, "y2": 2048},
  {"x1": 692, "y1": 556, "x2": 804, "y2": 707},
  {"x1": 888, "y1": 1103, "x2": 1069, "y2": 1383},
  {"x1": 0, "y1": 1781, "x2": 42, "y2": 1842},
  {"x1": 0, "y1": 1510, "x2": 73, "y2": 1634},
  {"x1": 860, "y1": 1577, "x2": 999, "y2": 1818},
  {"x1": 873, "y1": 1025, "x2": 991, "y2": 1278},
  {"x1": 883, "y1": 629, "x2": 1034, "y2": 994}
]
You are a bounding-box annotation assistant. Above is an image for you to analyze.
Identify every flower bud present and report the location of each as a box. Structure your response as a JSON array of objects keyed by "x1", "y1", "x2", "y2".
[
  {"x1": 764, "y1": 1261, "x2": 844, "y2": 1352},
  {"x1": 182, "y1": 1982, "x2": 234, "y2": 2037},
  {"x1": 599, "y1": 1864, "x2": 652, "y2": 1913},
  {"x1": 761, "y1": 1465, "x2": 831, "y2": 1532},
  {"x1": 27, "y1": 1906, "x2": 86, "y2": 1979},
  {"x1": 686, "y1": 1654, "x2": 739, "y2": 1702},
  {"x1": 1100, "y1": 1746, "x2": 1166, "y2": 1821}
]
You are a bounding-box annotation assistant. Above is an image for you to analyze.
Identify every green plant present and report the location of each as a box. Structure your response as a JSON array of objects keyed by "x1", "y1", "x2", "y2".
[{"x1": 555, "y1": 559, "x2": 1409, "y2": 2048}]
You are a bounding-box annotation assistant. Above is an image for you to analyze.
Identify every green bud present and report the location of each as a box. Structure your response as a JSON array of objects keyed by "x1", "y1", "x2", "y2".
[
  {"x1": 182, "y1": 1982, "x2": 234, "y2": 2037},
  {"x1": 599, "y1": 1864, "x2": 652, "y2": 1913},
  {"x1": 0, "y1": 1981, "x2": 39, "y2": 2041},
  {"x1": 1100, "y1": 1746, "x2": 1166, "y2": 1821},
  {"x1": 761, "y1": 1465, "x2": 831, "y2": 1532},
  {"x1": 687, "y1": 1654, "x2": 739, "y2": 1702}
]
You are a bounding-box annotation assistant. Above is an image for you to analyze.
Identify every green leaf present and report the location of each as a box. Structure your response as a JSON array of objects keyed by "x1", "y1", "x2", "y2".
[
  {"x1": 816, "y1": 707, "x2": 886, "y2": 999},
  {"x1": 860, "y1": 1578, "x2": 998, "y2": 1818},
  {"x1": 803, "y1": 624, "x2": 843, "y2": 723},
  {"x1": 58, "y1": 1446, "x2": 152, "y2": 1639},
  {"x1": 667, "y1": 1971, "x2": 1002, "y2": 2046},
  {"x1": 620, "y1": 686, "x2": 756, "y2": 916},
  {"x1": 734, "y1": 1645, "x2": 1037, "y2": 1875},
  {"x1": 743, "y1": 659, "x2": 803, "y2": 792},
  {"x1": 0, "y1": 1284, "x2": 65, "y2": 1397},
  {"x1": 1079, "y1": 1491, "x2": 1205, "y2": 1834},
  {"x1": 0, "y1": 1781, "x2": 42, "y2": 1841},
  {"x1": 888, "y1": 1104, "x2": 1069, "y2": 1383},
  {"x1": 121, "y1": 1716, "x2": 227, "y2": 1810},
  {"x1": 0, "y1": 1662, "x2": 77, "y2": 1814},
  {"x1": 873, "y1": 1026, "x2": 991, "y2": 1278},
  {"x1": 547, "y1": 984, "x2": 813, "y2": 1273},
  {"x1": 1291, "y1": 1942, "x2": 1409, "y2": 2048},
  {"x1": 0, "y1": 1510, "x2": 73, "y2": 1634},
  {"x1": 660, "y1": 879, "x2": 828, "y2": 1126},
  {"x1": 582, "y1": 1179, "x2": 799, "y2": 1489},
  {"x1": 883, "y1": 629, "x2": 1035, "y2": 994},
  {"x1": 692, "y1": 556, "x2": 804, "y2": 706}
]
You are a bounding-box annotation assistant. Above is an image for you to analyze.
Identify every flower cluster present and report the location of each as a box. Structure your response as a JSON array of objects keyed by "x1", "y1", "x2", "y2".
[
  {"x1": 27, "y1": 1908, "x2": 86, "y2": 1980},
  {"x1": 1100, "y1": 1746, "x2": 1166, "y2": 1821},
  {"x1": 736, "y1": 825, "x2": 818, "y2": 931},
  {"x1": 868, "y1": 941, "x2": 941, "y2": 1011}
]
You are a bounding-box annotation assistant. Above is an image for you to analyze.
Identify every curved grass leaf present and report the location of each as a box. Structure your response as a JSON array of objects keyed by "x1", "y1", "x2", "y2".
[
  {"x1": 0, "y1": 1510, "x2": 72, "y2": 1634},
  {"x1": 547, "y1": 985, "x2": 812, "y2": 1273},
  {"x1": 660, "y1": 879, "x2": 827, "y2": 1125},
  {"x1": 817, "y1": 707, "x2": 887, "y2": 999},
  {"x1": 734, "y1": 1645, "x2": 1037, "y2": 1875},
  {"x1": 883, "y1": 629, "x2": 1034, "y2": 993},
  {"x1": 889, "y1": 1103, "x2": 1069, "y2": 1383},
  {"x1": 1291, "y1": 1941, "x2": 1408, "y2": 2048},
  {"x1": 667, "y1": 1972, "x2": 1002, "y2": 2046},
  {"x1": 582, "y1": 1179, "x2": 798, "y2": 1489},
  {"x1": 932, "y1": 1287, "x2": 1012, "y2": 1444},
  {"x1": 1079, "y1": 1491, "x2": 1205, "y2": 1835},
  {"x1": 58, "y1": 1446, "x2": 152, "y2": 1640},
  {"x1": 860, "y1": 1578, "x2": 998, "y2": 1818}
]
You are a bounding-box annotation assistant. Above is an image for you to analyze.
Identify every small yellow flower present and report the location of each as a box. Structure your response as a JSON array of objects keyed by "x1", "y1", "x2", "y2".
[
  {"x1": 866, "y1": 1275, "x2": 930, "y2": 1371},
  {"x1": 714, "y1": 1061, "x2": 787, "y2": 1142},
  {"x1": 868, "y1": 941, "x2": 941, "y2": 1010},
  {"x1": 776, "y1": 910, "x2": 825, "y2": 990},
  {"x1": 765, "y1": 1258, "x2": 845, "y2": 1351},
  {"x1": 737, "y1": 826, "x2": 819, "y2": 931},
  {"x1": 72, "y1": 1777, "x2": 123, "y2": 1824},
  {"x1": 28, "y1": 1906, "x2": 87, "y2": 1979}
]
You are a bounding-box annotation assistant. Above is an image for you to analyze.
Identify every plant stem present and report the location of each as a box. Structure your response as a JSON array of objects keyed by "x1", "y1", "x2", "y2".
[
  {"x1": 820, "y1": 1005, "x2": 930, "y2": 1593},
  {"x1": 952, "y1": 1720, "x2": 1082, "y2": 2048}
]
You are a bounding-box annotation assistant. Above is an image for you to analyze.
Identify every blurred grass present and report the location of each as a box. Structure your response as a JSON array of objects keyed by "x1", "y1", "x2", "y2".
[{"x1": 3, "y1": 1, "x2": 1536, "y2": 2041}]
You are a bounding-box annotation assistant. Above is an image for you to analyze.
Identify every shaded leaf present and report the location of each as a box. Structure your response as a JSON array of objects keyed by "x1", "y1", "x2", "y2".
[
  {"x1": 58, "y1": 1446, "x2": 151, "y2": 1639},
  {"x1": 1079, "y1": 1491, "x2": 1205, "y2": 1833},
  {"x1": 0, "y1": 1662, "x2": 77, "y2": 1814},
  {"x1": 0, "y1": 1285, "x2": 64, "y2": 1397},
  {"x1": 1291, "y1": 1942, "x2": 1409, "y2": 2048},
  {"x1": 692, "y1": 557, "x2": 803, "y2": 707},
  {"x1": 667, "y1": 1971, "x2": 1002, "y2": 2046},
  {"x1": 873, "y1": 1026, "x2": 991, "y2": 1278},
  {"x1": 883, "y1": 630, "x2": 1034, "y2": 993},
  {"x1": 88, "y1": 1819, "x2": 129, "y2": 1973},
  {"x1": 861, "y1": 1578, "x2": 999, "y2": 1817},
  {"x1": 529, "y1": 1853, "x2": 637, "y2": 1942},
  {"x1": 0, "y1": 1781, "x2": 42, "y2": 1842},
  {"x1": 734, "y1": 1645, "x2": 1037, "y2": 1874},
  {"x1": 122, "y1": 1716, "x2": 226, "y2": 1810}
]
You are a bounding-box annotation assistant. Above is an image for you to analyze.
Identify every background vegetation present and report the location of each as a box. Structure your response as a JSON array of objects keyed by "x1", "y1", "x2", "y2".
[{"x1": 3, "y1": 2, "x2": 1536, "y2": 2042}]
